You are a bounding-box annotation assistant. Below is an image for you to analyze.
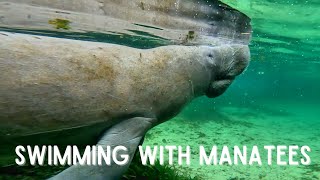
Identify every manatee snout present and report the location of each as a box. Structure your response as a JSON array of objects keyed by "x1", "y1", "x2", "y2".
[{"x1": 206, "y1": 44, "x2": 250, "y2": 98}]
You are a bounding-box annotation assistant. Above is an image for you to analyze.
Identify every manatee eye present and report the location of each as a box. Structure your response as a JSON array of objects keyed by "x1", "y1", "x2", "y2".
[{"x1": 208, "y1": 53, "x2": 213, "y2": 58}]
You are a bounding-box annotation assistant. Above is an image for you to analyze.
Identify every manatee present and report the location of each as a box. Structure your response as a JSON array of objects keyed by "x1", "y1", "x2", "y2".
[
  {"x1": 0, "y1": 31, "x2": 249, "y2": 179},
  {"x1": 0, "y1": 0, "x2": 251, "y2": 47},
  {"x1": 0, "y1": 0, "x2": 251, "y2": 179}
]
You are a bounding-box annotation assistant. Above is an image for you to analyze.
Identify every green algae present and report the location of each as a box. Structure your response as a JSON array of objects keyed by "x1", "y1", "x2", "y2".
[
  {"x1": 0, "y1": 152, "x2": 200, "y2": 180},
  {"x1": 123, "y1": 152, "x2": 201, "y2": 180},
  {"x1": 48, "y1": 18, "x2": 71, "y2": 30},
  {"x1": 186, "y1": 31, "x2": 195, "y2": 40}
]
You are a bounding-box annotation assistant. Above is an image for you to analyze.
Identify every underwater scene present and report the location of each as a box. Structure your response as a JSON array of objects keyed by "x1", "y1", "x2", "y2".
[
  {"x1": 0, "y1": 0, "x2": 319, "y2": 179},
  {"x1": 145, "y1": 0, "x2": 320, "y2": 179}
]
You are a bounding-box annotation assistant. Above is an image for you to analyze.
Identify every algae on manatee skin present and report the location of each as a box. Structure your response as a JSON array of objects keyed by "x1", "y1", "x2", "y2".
[
  {"x1": 48, "y1": 18, "x2": 71, "y2": 30},
  {"x1": 187, "y1": 31, "x2": 195, "y2": 40},
  {"x1": 181, "y1": 31, "x2": 196, "y2": 45}
]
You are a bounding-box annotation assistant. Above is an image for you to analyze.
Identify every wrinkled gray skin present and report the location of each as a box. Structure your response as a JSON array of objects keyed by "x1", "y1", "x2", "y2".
[
  {"x1": 0, "y1": 32, "x2": 249, "y2": 179},
  {"x1": 0, "y1": 0, "x2": 251, "y2": 46}
]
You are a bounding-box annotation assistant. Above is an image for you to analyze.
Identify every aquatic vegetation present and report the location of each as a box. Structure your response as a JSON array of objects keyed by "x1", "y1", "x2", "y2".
[
  {"x1": 123, "y1": 152, "x2": 200, "y2": 180},
  {"x1": 0, "y1": 149, "x2": 199, "y2": 179},
  {"x1": 302, "y1": 163, "x2": 320, "y2": 178},
  {"x1": 197, "y1": 132, "x2": 206, "y2": 138},
  {"x1": 0, "y1": 164, "x2": 66, "y2": 180},
  {"x1": 48, "y1": 18, "x2": 71, "y2": 30}
]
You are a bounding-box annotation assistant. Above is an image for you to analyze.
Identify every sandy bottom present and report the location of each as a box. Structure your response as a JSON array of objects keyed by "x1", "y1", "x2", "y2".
[{"x1": 143, "y1": 101, "x2": 320, "y2": 179}]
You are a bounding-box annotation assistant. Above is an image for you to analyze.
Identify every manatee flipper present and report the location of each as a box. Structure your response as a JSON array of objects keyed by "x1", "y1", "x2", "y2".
[{"x1": 50, "y1": 117, "x2": 156, "y2": 180}]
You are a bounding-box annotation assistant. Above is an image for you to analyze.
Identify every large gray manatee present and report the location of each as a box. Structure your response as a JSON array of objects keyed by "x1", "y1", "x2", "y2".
[
  {"x1": 0, "y1": 32, "x2": 249, "y2": 179},
  {"x1": 0, "y1": 0, "x2": 251, "y2": 179}
]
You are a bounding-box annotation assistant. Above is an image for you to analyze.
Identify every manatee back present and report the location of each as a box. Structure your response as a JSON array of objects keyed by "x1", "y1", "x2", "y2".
[
  {"x1": 0, "y1": 33, "x2": 146, "y2": 137},
  {"x1": 0, "y1": 0, "x2": 251, "y2": 47}
]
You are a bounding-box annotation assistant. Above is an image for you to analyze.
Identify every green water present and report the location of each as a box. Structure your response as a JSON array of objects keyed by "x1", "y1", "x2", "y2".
[
  {"x1": 146, "y1": 0, "x2": 320, "y2": 179},
  {"x1": 1, "y1": 0, "x2": 319, "y2": 179},
  {"x1": 143, "y1": 0, "x2": 320, "y2": 179}
]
